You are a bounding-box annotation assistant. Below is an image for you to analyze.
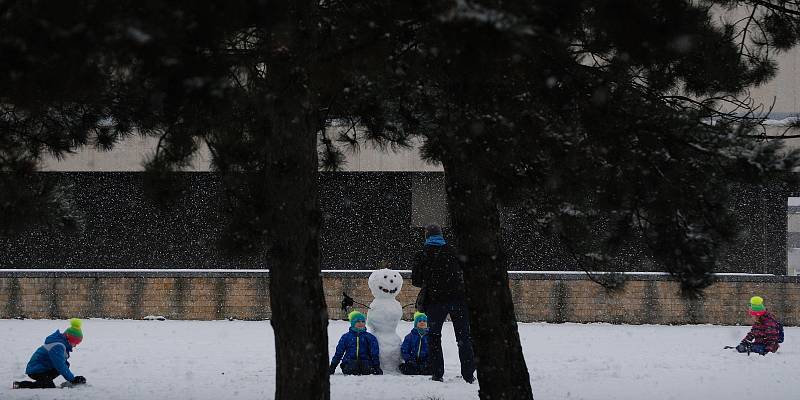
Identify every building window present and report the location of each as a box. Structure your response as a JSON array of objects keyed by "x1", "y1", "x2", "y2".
[
  {"x1": 788, "y1": 197, "x2": 800, "y2": 276},
  {"x1": 411, "y1": 173, "x2": 449, "y2": 228}
]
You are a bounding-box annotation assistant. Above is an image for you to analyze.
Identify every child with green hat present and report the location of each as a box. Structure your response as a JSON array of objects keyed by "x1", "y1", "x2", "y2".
[
  {"x1": 13, "y1": 319, "x2": 87, "y2": 389},
  {"x1": 399, "y1": 311, "x2": 431, "y2": 375},
  {"x1": 329, "y1": 310, "x2": 383, "y2": 375},
  {"x1": 736, "y1": 296, "x2": 783, "y2": 355}
]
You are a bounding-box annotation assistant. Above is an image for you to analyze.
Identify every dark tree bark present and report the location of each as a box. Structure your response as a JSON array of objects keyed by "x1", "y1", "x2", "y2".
[
  {"x1": 262, "y1": 2, "x2": 330, "y2": 399},
  {"x1": 265, "y1": 84, "x2": 331, "y2": 400},
  {"x1": 442, "y1": 155, "x2": 534, "y2": 400},
  {"x1": 266, "y1": 114, "x2": 329, "y2": 400}
]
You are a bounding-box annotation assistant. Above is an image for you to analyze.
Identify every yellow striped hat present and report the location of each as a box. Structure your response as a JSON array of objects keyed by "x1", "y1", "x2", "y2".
[
  {"x1": 63, "y1": 318, "x2": 83, "y2": 346},
  {"x1": 749, "y1": 296, "x2": 766, "y2": 316}
]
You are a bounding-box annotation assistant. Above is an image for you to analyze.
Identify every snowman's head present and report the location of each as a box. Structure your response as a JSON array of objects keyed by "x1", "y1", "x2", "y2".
[{"x1": 368, "y1": 268, "x2": 403, "y2": 299}]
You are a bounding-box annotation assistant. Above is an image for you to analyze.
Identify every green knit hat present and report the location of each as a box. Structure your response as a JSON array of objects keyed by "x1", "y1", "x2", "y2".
[
  {"x1": 749, "y1": 296, "x2": 766, "y2": 316},
  {"x1": 413, "y1": 311, "x2": 428, "y2": 326},
  {"x1": 348, "y1": 310, "x2": 366, "y2": 330},
  {"x1": 63, "y1": 318, "x2": 83, "y2": 346}
]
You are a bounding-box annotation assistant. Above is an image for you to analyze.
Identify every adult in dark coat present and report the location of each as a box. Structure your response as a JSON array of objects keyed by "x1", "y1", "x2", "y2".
[{"x1": 412, "y1": 224, "x2": 475, "y2": 383}]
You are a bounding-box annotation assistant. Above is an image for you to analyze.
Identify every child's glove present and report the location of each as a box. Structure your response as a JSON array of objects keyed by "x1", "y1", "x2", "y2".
[
  {"x1": 328, "y1": 364, "x2": 337, "y2": 376},
  {"x1": 736, "y1": 342, "x2": 750, "y2": 354},
  {"x1": 372, "y1": 366, "x2": 383, "y2": 375},
  {"x1": 71, "y1": 376, "x2": 86, "y2": 385}
]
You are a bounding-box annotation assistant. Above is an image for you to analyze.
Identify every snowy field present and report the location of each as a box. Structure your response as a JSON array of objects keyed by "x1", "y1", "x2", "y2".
[{"x1": 1, "y1": 319, "x2": 797, "y2": 400}]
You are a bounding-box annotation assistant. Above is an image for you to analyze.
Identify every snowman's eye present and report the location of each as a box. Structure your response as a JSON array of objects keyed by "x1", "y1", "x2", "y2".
[{"x1": 384, "y1": 275, "x2": 387, "y2": 279}]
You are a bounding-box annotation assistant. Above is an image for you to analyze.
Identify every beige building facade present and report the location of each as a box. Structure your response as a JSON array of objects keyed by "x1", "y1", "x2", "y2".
[{"x1": 40, "y1": 134, "x2": 443, "y2": 172}]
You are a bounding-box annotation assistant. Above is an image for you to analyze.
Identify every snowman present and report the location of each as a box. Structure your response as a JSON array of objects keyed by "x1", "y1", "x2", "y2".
[{"x1": 367, "y1": 268, "x2": 404, "y2": 374}]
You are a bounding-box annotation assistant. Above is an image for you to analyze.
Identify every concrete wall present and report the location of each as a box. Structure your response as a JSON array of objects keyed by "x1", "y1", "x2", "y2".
[
  {"x1": 2, "y1": 270, "x2": 798, "y2": 326},
  {"x1": 38, "y1": 126, "x2": 800, "y2": 173},
  {"x1": 39, "y1": 135, "x2": 443, "y2": 172},
  {"x1": 750, "y1": 49, "x2": 800, "y2": 117}
]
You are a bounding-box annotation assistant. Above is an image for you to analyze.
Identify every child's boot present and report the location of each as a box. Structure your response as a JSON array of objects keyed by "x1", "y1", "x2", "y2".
[{"x1": 13, "y1": 380, "x2": 55, "y2": 389}]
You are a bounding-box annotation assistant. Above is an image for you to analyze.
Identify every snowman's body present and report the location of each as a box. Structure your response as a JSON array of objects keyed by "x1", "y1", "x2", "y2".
[{"x1": 367, "y1": 268, "x2": 403, "y2": 373}]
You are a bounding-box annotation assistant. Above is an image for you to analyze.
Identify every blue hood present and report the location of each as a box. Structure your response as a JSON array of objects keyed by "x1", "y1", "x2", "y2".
[
  {"x1": 45, "y1": 330, "x2": 72, "y2": 352},
  {"x1": 425, "y1": 235, "x2": 446, "y2": 247}
]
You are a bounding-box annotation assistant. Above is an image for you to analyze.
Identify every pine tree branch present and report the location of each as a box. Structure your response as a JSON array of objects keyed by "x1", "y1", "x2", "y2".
[
  {"x1": 744, "y1": 0, "x2": 800, "y2": 17},
  {"x1": 740, "y1": 5, "x2": 759, "y2": 56}
]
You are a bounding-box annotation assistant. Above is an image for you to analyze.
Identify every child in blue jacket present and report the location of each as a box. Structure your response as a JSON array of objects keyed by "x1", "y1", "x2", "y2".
[
  {"x1": 13, "y1": 319, "x2": 87, "y2": 389},
  {"x1": 329, "y1": 311, "x2": 382, "y2": 375},
  {"x1": 399, "y1": 312, "x2": 431, "y2": 375}
]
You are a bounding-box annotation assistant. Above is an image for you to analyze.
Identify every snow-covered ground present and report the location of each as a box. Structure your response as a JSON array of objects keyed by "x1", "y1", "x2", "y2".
[{"x1": 0, "y1": 319, "x2": 796, "y2": 400}]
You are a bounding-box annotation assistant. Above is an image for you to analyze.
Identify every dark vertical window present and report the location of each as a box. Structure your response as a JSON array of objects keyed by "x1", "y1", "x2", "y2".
[
  {"x1": 411, "y1": 173, "x2": 449, "y2": 228},
  {"x1": 788, "y1": 197, "x2": 800, "y2": 275}
]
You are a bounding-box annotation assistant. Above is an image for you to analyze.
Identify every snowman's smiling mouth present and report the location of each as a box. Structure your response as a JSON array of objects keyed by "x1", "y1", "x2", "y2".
[{"x1": 379, "y1": 286, "x2": 398, "y2": 294}]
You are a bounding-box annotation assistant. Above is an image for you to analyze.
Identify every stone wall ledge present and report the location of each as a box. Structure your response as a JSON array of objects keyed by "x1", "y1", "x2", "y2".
[{"x1": 0, "y1": 269, "x2": 797, "y2": 283}]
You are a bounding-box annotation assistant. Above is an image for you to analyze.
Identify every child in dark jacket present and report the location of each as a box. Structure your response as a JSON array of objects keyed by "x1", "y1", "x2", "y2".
[
  {"x1": 13, "y1": 319, "x2": 87, "y2": 389},
  {"x1": 330, "y1": 311, "x2": 382, "y2": 375},
  {"x1": 399, "y1": 312, "x2": 431, "y2": 375},
  {"x1": 737, "y1": 296, "x2": 782, "y2": 355}
]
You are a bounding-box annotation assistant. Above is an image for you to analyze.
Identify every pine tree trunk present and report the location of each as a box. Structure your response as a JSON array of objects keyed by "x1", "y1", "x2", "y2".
[
  {"x1": 442, "y1": 157, "x2": 534, "y2": 400},
  {"x1": 264, "y1": 94, "x2": 330, "y2": 400},
  {"x1": 263, "y1": 2, "x2": 330, "y2": 399}
]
